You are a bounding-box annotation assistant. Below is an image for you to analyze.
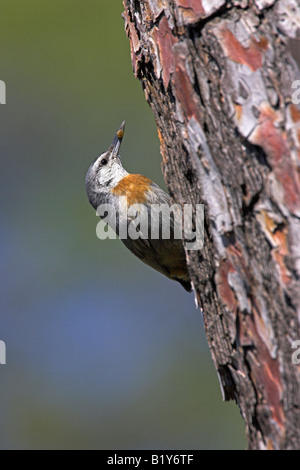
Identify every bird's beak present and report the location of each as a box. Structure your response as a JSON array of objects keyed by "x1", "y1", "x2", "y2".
[{"x1": 110, "y1": 121, "x2": 125, "y2": 156}]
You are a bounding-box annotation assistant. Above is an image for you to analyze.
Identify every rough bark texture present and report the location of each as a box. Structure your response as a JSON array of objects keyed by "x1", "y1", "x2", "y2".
[{"x1": 122, "y1": 0, "x2": 300, "y2": 450}]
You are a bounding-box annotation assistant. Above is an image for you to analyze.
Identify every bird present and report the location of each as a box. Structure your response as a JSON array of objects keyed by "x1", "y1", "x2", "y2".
[{"x1": 85, "y1": 121, "x2": 191, "y2": 292}]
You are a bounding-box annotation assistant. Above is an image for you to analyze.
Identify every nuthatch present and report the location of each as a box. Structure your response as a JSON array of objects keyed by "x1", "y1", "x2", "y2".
[{"x1": 85, "y1": 122, "x2": 191, "y2": 291}]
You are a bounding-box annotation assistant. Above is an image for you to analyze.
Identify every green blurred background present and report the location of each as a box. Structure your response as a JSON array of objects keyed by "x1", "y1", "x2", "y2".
[{"x1": 0, "y1": 0, "x2": 246, "y2": 449}]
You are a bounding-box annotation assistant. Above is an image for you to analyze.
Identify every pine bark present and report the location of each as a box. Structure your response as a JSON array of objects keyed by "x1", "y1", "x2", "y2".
[{"x1": 122, "y1": 0, "x2": 300, "y2": 450}]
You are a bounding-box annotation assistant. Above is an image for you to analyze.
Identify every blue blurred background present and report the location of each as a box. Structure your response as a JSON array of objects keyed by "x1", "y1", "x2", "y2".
[{"x1": 0, "y1": 0, "x2": 245, "y2": 449}]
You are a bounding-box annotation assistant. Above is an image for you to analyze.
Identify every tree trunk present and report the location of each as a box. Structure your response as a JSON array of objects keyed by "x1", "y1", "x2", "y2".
[{"x1": 122, "y1": 0, "x2": 300, "y2": 450}]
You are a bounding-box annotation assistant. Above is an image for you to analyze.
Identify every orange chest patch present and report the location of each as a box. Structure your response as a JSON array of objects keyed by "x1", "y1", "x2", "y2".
[{"x1": 112, "y1": 174, "x2": 152, "y2": 206}]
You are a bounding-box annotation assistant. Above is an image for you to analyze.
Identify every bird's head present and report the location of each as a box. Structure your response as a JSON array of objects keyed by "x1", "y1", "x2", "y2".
[{"x1": 85, "y1": 121, "x2": 128, "y2": 208}]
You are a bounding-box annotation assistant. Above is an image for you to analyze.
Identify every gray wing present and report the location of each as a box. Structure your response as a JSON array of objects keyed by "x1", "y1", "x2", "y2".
[
  {"x1": 121, "y1": 183, "x2": 187, "y2": 280},
  {"x1": 121, "y1": 236, "x2": 172, "y2": 278}
]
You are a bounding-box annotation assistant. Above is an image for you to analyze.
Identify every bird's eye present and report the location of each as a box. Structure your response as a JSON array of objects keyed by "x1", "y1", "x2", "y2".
[{"x1": 100, "y1": 158, "x2": 108, "y2": 166}]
